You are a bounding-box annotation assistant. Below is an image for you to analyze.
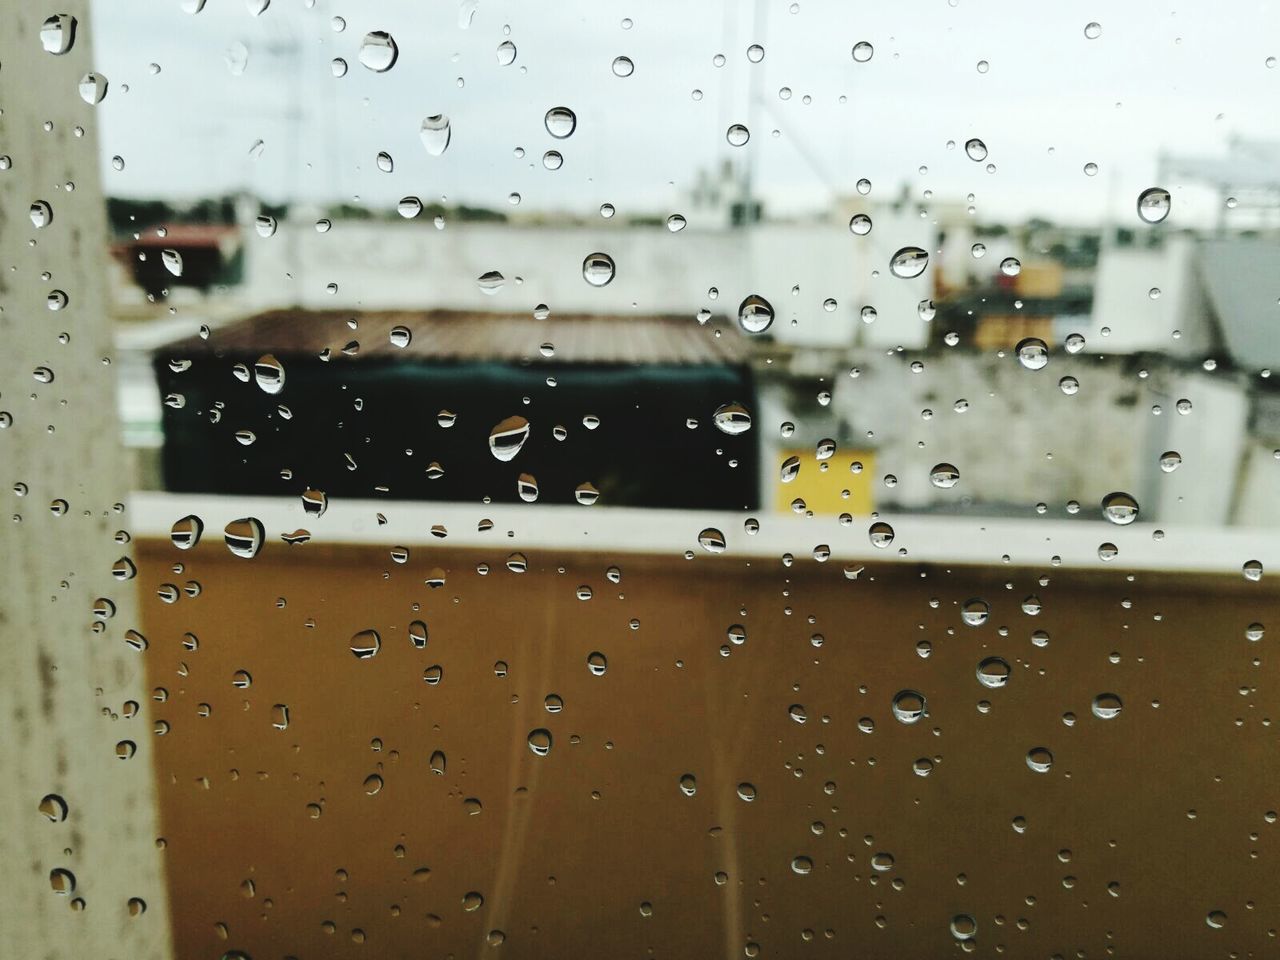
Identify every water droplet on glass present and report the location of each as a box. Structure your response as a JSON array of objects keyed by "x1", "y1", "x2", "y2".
[
  {"x1": 40, "y1": 15, "x2": 77, "y2": 55},
  {"x1": 1026, "y1": 747, "x2": 1054, "y2": 773},
  {"x1": 223, "y1": 517, "x2": 264, "y2": 559},
  {"x1": 29, "y1": 200, "x2": 53, "y2": 228},
  {"x1": 358, "y1": 32, "x2": 399, "y2": 72},
  {"x1": 39, "y1": 793, "x2": 69, "y2": 822},
  {"x1": 489, "y1": 415, "x2": 530, "y2": 461},
  {"x1": 78, "y1": 73, "x2": 107, "y2": 105},
  {"x1": 1207, "y1": 910, "x2": 1227, "y2": 929},
  {"x1": 545, "y1": 106, "x2": 577, "y2": 138},
  {"x1": 1137, "y1": 187, "x2": 1171, "y2": 224},
  {"x1": 964, "y1": 138, "x2": 988, "y2": 161},
  {"x1": 1084, "y1": 21, "x2": 1102, "y2": 39},
  {"x1": 517, "y1": 473, "x2": 539, "y2": 502},
  {"x1": 849, "y1": 214, "x2": 872, "y2": 236},
  {"x1": 527, "y1": 728, "x2": 553, "y2": 756},
  {"x1": 929, "y1": 463, "x2": 959, "y2": 488},
  {"x1": 582, "y1": 252, "x2": 615, "y2": 286},
  {"x1": 476, "y1": 270, "x2": 504, "y2": 294},
  {"x1": 961, "y1": 598, "x2": 990, "y2": 626},
  {"x1": 1091, "y1": 693, "x2": 1123, "y2": 719},
  {"x1": 1244, "y1": 560, "x2": 1264, "y2": 582},
  {"x1": 49, "y1": 867, "x2": 77, "y2": 894},
  {"x1": 1159, "y1": 450, "x2": 1182, "y2": 473},
  {"x1": 612, "y1": 56, "x2": 634, "y2": 77},
  {"x1": 698, "y1": 528, "x2": 726, "y2": 553},
  {"x1": 738, "y1": 294, "x2": 774, "y2": 333},
  {"x1": 1015, "y1": 337, "x2": 1049, "y2": 370},
  {"x1": 350, "y1": 629, "x2": 381, "y2": 660},
  {"x1": 254, "y1": 215, "x2": 276, "y2": 238},
  {"x1": 950, "y1": 915, "x2": 977, "y2": 941},
  {"x1": 726, "y1": 123, "x2": 750, "y2": 147},
  {"x1": 790, "y1": 856, "x2": 813, "y2": 875},
  {"x1": 891, "y1": 690, "x2": 926, "y2": 724},
  {"x1": 666, "y1": 213, "x2": 686, "y2": 232},
  {"x1": 890, "y1": 246, "x2": 929, "y2": 279},
  {"x1": 851, "y1": 41, "x2": 873, "y2": 62},
  {"x1": 496, "y1": 40, "x2": 517, "y2": 65},
  {"x1": 868, "y1": 521, "x2": 894, "y2": 548},
  {"x1": 1101, "y1": 492, "x2": 1139, "y2": 525},
  {"x1": 420, "y1": 115, "x2": 451, "y2": 155},
  {"x1": 976, "y1": 656, "x2": 1011, "y2": 688}
]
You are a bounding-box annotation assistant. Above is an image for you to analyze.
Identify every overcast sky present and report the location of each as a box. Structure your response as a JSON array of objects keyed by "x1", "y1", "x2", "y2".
[{"x1": 88, "y1": 0, "x2": 1280, "y2": 226}]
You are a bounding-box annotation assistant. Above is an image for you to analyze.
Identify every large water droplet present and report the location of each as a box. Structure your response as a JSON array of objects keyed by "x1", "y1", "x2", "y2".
[
  {"x1": 950, "y1": 915, "x2": 977, "y2": 941},
  {"x1": 358, "y1": 32, "x2": 399, "y2": 72},
  {"x1": 851, "y1": 41, "x2": 874, "y2": 62},
  {"x1": 1091, "y1": 693, "x2": 1123, "y2": 719},
  {"x1": 489, "y1": 415, "x2": 530, "y2": 461},
  {"x1": 1026, "y1": 747, "x2": 1054, "y2": 773},
  {"x1": 868, "y1": 521, "x2": 894, "y2": 548},
  {"x1": 223, "y1": 517, "x2": 264, "y2": 559},
  {"x1": 889, "y1": 246, "x2": 929, "y2": 279},
  {"x1": 29, "y1": 201, "x2": 53, "y2": 229},
  {"x1": 496, "y1": 40, "x2": 517, "y2": 65},
  {"x1": 544, "y1": 106, "x2": 577, "y2": 138},
  {"x1": 961, "y1": 598, "x2": 990, "y2": 626},
  {"x1": 170, "y1": 515, "x2": 203, "y2": 549},
  {"x1": 738, "y1": 294, "x2": 774, "y2": 333},
  {"x1": 976, "y1": 656, "x2": 1011, "y2": 688},
  {"x1": 698, "y1": 528, "x2": 726, "y2": 553},
  {"x1": 350, "y1": 629, "x2": 381, "y2": 660},
  {"x1": 40, "y1": 15, "x2": 77, "y2": 55},
  {"x1": 420, "y1": 115, "x2": 451, "y2": 155},
  {"x1": 1015, "y1": 337, "x2": 1049, "y2": 370},
  {"x1": 891, "y1": 690, "x2": 926, "y2": 724},
  {"x1": 527, "y1": 728, "x2": 553, "y2": 756},
  {"x1": 78, "y1": 73, "x2": 108, "y2": 105},
  {"x1": 1101, "y1": 492, "x2": 1139, "y2": 525},
  {"x1": 929, "y1": 463, "x2": 959, "y2": 488},
  {"x1": 726, "y1": 123, "x2": 750, "y2": 147},
  {"x1": 1137, "y1": 187, "x2": 1171, "y2": 224},
  {"x1": 254, "y1": 354, "x2": 285, "y2": 395},
  {"x1": 582, "y1": 252, "x2": 615, "y2": 286},
  {"x1": 161, "y1": 249, "x2": 184, "y2": 277},
  {"x1": 713, "y1": 402, "x2": 752, "y2": 435},
  {"x1": 964, "y1": 138, "x2": 988, "y2": 161},
  {"x1": 38, "y1": 793, "x2": 69, "y2": 822}
]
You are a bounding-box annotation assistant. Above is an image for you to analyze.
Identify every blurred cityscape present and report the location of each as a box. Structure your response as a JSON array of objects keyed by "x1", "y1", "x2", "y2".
[{"x1": 112, "y1": 137, "x2": 1280, "y2": 526}]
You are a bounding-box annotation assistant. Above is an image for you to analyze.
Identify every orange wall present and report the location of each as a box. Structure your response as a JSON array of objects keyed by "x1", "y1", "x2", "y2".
[{"x1": 136, "y1": 538, "x2": 1280, "y2": 959}]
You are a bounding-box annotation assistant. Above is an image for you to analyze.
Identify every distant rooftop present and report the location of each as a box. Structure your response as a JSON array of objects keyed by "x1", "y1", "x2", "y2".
[{"x1": 159, "y1": 308, "x2": 750, "y2": 366}]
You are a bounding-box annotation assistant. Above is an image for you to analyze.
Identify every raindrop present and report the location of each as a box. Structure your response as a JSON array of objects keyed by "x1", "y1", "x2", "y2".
[
  {"x1": 358, "y1": 32, "x2": 399, "y2": 72},
  {"x1": 544, "y1": 106, "x2": 577, "y2": 138},
  {"x1": 1091, "y1": 693, "x2": 1123, "y2": 719},
  {"x1": 496, "y1": 40, "x2": 517, "y2": 65},
  {"x1": 1101, "y1": 492, "x2": 1139, "y2": 525},
  {"x1": 527, "y1": 728, "x2": 553, "y2": 756},
  {"x1": 1207, "y1": 910, "x2": 1227, "y2": 929},
  {"x1": 976, "y1": 657, "x2": 1011, "y2": 688},
  {"x1": 726, "y1": 124, "x2": 750, "y2": 147},
  {"x1": 489, "y1": 415, "x2": 530, "y2": 461},
  {"x1": 38, "y1": 794, "x2": 69, "y2": 822},
  {"x1": 1159, "y1": 450, "x2": 1181, "y2": 473},
  {"x1": 582, "y1": 252, "x2": 615, "y2": 286},
  {"x1": 930, "y1": 463, "x2": 959, "y2": 488},
  {"x1": 1026, "y1": 747, "x2": 1054, "y2": 773},
  {"x1": 868, "y1": 521, "x2": 894, "y2": 548},
  {"x1": 790, "y1": 856, "x2": 813, "y2": 875},
  {"x1": 223, "y1": 518, "x2": 264, "y2": 559},
  {"x1": 40, "y1": 15, "x2": 77, "y2": 55},
  {"x1": 29, "y1": 201, "x2": 53, "y2": 228},
  {"x1": 738, "y1": 294, "x2": 774, "y2": 333},
  {"x1": 950, "y1": 915, "x2": 977, "y2": 941},
  {"x1": 350, "y1": 629, "x2": 381, "y2": 660},
  {"x1": 849, "y1": 213, "x2": 872, "y2": 236},
  {"x1": 851, "y1": 41, "x2": 874, "y2": 62},
  {"x1": 961, "y1": 599, "x2": 989, "y2": 626},
  {"x1": 964, "y1": 138, "x2": 988, "y2": 161},
  {"x1": 1084, "y1": 21, "x2": 1102, "y2": 39},
  {"x1": 517, "y1": 474, "x2": 539, "y2": 502},
  {"x1": 612, "y1": 56, "x2": 634, "y2": 77},
  {"x1": 49, "y1": 867, "x2": 77, "y2": 895},
  {"x1": 891, "y1": 690, "x2": 926, "y2": 724},
  {"x1": 1000, "y1": 256, "x2": 1021, "y2": 276},
  {"x1": 586, "y1": 651, "x2": 608, "y2": 676},
  {"x1": 698, "y1": 528, "x2": 727, "y2": 553},
  {"x1": 889, "y1": 247, "x2": 929, "y2": 279},
  {"x1": 1137, "y1": 187, "x2": 1171, "y2": 224},
  {"x1": 419, "y1": 115, "x2": 451, "y2": 156},
  {"x1": 1015, "y1": 337, "x2": 1049, "y2": 370},
  {"x1": 78, "y1": 73, "x2": 107, "y2": 105},
  {"x1": 1244, "y1": 560, "x2": 1264, "y2": 582},
  {"x1": 254, "y1": 354, "x2": 284, "y2": 395},
  {"x1": 161, "y1": 249, "x2": 184, "y2": 277}
]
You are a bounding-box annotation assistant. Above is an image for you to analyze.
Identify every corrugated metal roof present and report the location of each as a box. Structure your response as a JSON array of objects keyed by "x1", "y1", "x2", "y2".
[{"x1": 158, "y1": 309, "x2": 750, "y2": 366}]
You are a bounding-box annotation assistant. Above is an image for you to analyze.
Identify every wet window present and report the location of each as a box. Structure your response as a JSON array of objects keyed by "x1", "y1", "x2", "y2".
[{"x1": 5, "y1": 3, "x2": 1280, "y2": 958}]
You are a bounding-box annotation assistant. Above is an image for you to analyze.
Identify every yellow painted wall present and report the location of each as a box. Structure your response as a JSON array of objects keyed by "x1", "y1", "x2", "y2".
[{"x1": 772, "y1": 449, "x2": 876, "y2": 514}]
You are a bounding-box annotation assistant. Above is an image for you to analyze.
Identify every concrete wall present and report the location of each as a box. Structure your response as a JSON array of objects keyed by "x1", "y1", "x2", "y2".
[{"x1": 0, "y1": 5, "x2": 172, "y2": 958}]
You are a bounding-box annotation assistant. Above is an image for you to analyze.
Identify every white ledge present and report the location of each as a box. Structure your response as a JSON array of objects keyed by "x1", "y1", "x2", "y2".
[{"x1": 127, "y1": 491, "x2": 1278, "y2": 576}]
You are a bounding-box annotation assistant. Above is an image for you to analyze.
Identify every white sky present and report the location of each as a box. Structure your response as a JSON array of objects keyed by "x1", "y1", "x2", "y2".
[{"x1": 88, "y1": 0, "x2": 1280, "y2": 226}]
